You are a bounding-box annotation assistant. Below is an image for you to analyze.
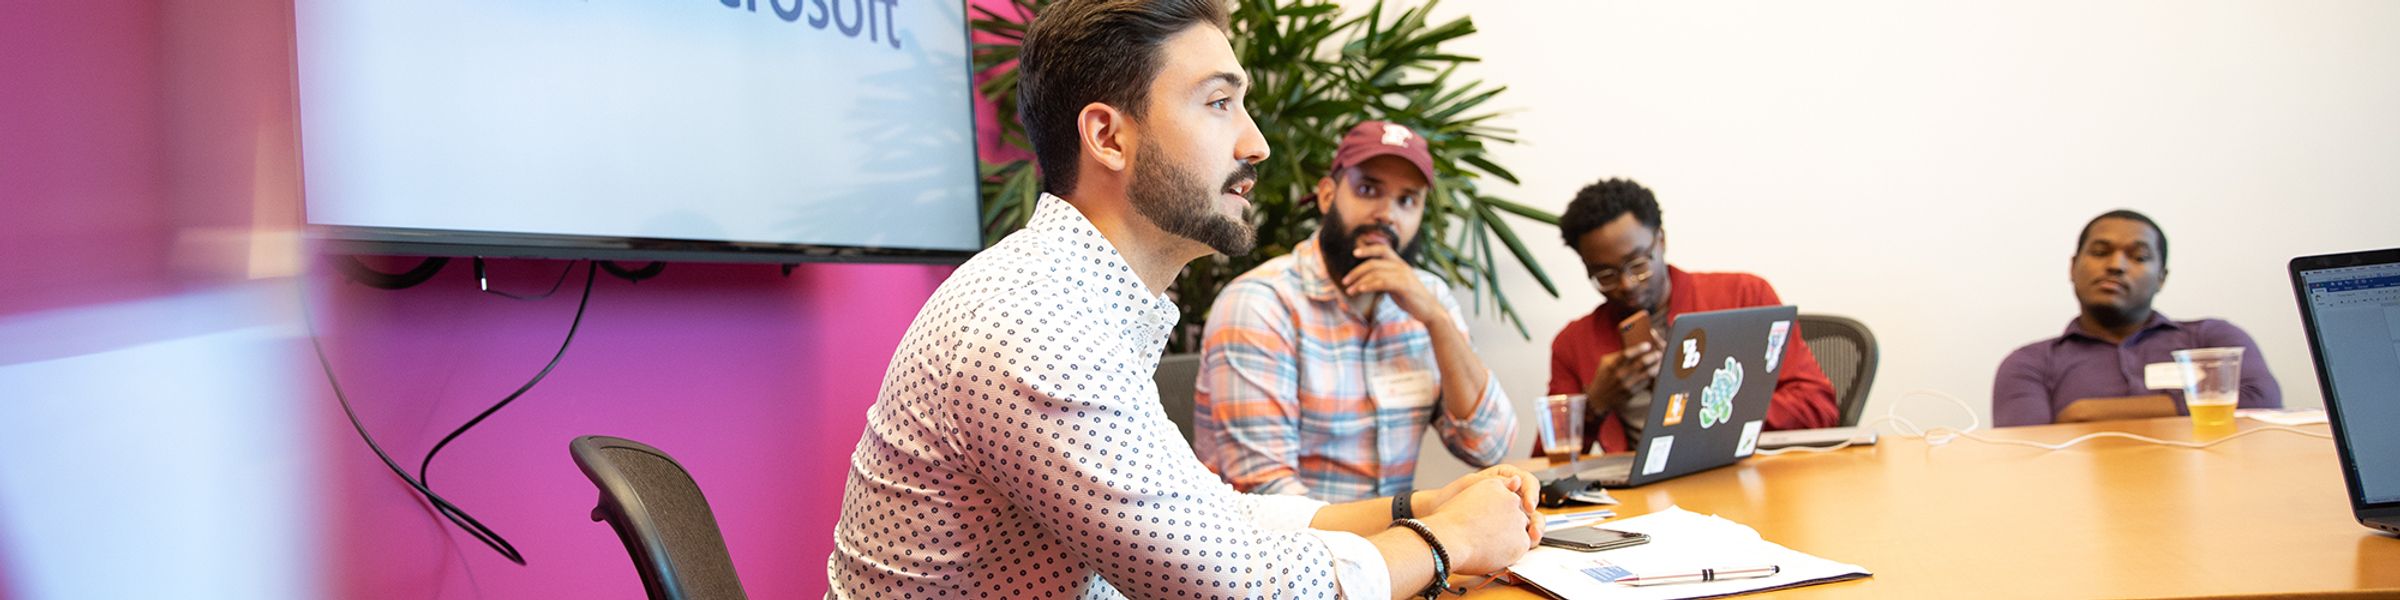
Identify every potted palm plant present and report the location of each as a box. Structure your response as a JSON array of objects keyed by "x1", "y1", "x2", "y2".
[{"x1": 972, "y1": 0, "x2": 1560, "y2": 352}]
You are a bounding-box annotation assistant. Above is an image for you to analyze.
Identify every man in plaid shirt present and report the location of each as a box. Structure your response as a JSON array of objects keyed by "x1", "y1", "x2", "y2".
[{"x1": 1194, "y1": 121, "x2": 1517, "y2": 503}]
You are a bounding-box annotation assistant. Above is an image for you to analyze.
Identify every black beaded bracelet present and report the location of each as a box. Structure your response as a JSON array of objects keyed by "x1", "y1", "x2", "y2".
[{"x1": 1392, "y1": 518, "x2": 1469, "y2": 599}]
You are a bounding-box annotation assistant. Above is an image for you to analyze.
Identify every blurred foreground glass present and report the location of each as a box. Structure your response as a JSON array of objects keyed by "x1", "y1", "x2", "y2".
[{"x1": 1538, "y1": 394, "x2": 1586, "y2": 471}]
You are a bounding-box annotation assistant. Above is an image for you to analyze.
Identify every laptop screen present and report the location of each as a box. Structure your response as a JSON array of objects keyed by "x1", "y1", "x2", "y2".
[{"x1": 2298, "y1": 259, "x2": 2400, "y2": 506}]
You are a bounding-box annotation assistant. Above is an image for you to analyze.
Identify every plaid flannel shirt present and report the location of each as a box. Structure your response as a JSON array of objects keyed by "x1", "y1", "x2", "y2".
[{"x1": 1194, "y1": 237, "x2": 1516, "y2": 503}]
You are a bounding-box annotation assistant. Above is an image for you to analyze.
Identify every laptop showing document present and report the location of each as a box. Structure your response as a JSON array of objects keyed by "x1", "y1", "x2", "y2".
[
  {"x1": 1541, "y1": 305, "x2": 1797, "y2": 489},
  {"x1": 2288, "y1": 247, "x2": 2400, "y2": 535}
]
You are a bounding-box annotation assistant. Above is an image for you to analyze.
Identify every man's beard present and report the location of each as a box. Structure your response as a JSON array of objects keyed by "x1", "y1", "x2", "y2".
[
  {"x1": 2083, "y1": 298, "x2": 2150, "y2": 331},
  {"x1": 1317, "y1": 200, "x2": 1424, "y2": 283},
  {"x1": 1128, "y1": 139, "x2": 1256, "y2": 256}
]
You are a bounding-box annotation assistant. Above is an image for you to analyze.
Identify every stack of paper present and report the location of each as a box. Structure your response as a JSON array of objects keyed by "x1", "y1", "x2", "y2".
[{"x1": 1508, "y1": 507, "x2": 1869, "y2": 599}]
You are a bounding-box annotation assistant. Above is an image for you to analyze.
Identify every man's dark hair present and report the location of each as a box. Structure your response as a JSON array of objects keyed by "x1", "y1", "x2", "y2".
[
  {"x1": 1017, "y1": 0, "x2": 1230, "y2": 197},
  {"x1": 2076, "y1": 209, "x2": 2168, "y2": 269},
  {"x1": 1558, "y1": 178, "x2": 1663, "y2": 248}
]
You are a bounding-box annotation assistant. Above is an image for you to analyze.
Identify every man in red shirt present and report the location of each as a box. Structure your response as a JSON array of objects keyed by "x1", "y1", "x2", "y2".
[{"x1": 1542, "y1": 179, "x2": 1839, "y2": 456}]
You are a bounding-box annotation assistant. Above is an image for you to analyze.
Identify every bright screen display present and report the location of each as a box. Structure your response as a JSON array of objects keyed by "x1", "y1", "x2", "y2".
[{"x1": 297, "y1": 0, "x2": 980, "y2": 257}]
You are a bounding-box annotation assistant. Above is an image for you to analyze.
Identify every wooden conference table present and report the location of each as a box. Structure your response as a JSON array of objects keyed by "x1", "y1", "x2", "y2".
[{"x1": 1462, "y1": 417, "x2": 2400, "y2": 598}]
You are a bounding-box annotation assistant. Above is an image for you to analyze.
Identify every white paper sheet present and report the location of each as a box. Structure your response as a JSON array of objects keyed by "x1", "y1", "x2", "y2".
[
  {"x1": 2238, "y1": 408, "x2": 2328, "y2": 426},
  {"x1": 1509, "y1": 506, "x2": 1869, "y2": 599}
]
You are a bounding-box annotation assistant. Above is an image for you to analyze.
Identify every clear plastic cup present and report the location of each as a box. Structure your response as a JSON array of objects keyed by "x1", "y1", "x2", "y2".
[
  {"x1": 2172, "y1": 347, "x2": 2244, "y2": 438},
  {"x1": 1538, "y1": 394, "x2": 1586, "y2": 470}
]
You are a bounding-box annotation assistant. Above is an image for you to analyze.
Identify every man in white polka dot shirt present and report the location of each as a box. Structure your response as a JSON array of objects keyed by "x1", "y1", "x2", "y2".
[{"x1": 827, "y1": 1, "x2": 1542, "y2": 598}]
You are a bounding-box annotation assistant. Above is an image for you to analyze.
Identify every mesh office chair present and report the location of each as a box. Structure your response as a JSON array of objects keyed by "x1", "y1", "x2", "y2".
[
  {"x1": 1153, "y1": 353, "x2": 1205, "y2": 445},
  {"x1": 1796, "y1": 314, "x2": 1879, "y2": 426},
  {"x1": 570, "y1": 435, "x2": 747, "y2": 600}
]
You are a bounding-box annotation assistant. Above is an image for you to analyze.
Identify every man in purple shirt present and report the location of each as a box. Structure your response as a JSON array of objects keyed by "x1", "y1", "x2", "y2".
[{"x1": 1993, "y1": 210, "x2": 2282, "y2": 427}]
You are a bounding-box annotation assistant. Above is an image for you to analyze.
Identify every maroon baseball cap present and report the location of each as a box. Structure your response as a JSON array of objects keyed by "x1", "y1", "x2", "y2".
[{"x1": 1329, "y1": 120, "x2": 1436, "y2": 184}]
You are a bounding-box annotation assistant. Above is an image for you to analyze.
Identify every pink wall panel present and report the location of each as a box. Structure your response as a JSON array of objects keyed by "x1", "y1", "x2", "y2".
[{"x1": 317, "y1": 260, "x2": 951, "y2": 599}]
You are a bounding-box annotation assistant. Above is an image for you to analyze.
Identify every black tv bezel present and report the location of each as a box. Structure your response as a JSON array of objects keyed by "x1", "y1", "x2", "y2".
[
  {"x1": 296, "y1": 4, "x2": 986, "y2": 266},
  {"x1": 310, "y1": 224, "x2": 978, "y2": 265}
]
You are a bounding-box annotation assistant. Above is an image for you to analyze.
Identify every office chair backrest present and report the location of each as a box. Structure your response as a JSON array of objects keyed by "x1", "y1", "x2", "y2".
[
  {"x1": 570, "y1": 435, "x2": 747, "y2": 600},
  {"x1": 1796, "y1": 314, "x2": 1879, "y2": 426},
  {"x1": 1153, "y1": 353, "x2": 1204, "y2": 445}
]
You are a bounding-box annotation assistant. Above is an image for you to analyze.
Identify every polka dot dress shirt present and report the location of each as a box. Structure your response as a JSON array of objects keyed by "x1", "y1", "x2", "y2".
[{"x1": 828, "y1": 195, "x2": 1389, "y2": 599}]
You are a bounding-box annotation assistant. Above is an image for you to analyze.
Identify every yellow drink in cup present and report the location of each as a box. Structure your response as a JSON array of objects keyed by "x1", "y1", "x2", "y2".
[
  {"x1": 2173, "y1": 348, "x2": 2244, "y2": 438},
  {"x1": 2188, "y1": 396, "x2": 2238, "y2": 436}
]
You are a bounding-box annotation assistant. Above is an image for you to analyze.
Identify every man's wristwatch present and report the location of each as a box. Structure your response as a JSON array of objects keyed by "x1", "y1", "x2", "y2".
[{"x1": 1391, "y1": 490, "x2": 1415, "y2": 521}]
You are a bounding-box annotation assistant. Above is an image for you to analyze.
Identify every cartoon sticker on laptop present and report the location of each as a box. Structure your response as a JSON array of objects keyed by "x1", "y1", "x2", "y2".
[
  {"x1": 1661, "y1": 392, "x2": 1688, "y2": 427},
  {"x1": 1764, "y1": 320, "x2": 1791, "y2": 373},
  {"x1": 1674, "y1": 328, "x2": 1709, "y2": 379},
  {"x1": 1698, "y1": 356, "x2": 1744, "y2": 428},
  {"x1": 1735, "y1": 420, "x2": 1763, "y2": 457}
]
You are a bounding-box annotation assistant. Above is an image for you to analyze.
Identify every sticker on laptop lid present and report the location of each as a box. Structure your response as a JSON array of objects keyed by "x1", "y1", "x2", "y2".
[
  {"x1": 1673, "y1": 328, "x2": 1709, "y2": 379},
  {"x1": 1642, "y1": 435, "x2": 1675, "y2": 475},
  {"x1": 1764, "y1": 320, "x2": 1791, "y2": 373},
  {"x1": 1699, "y1": 357, "x2": 1745, "y2": 428},
  {"x1": 1660, "y1": 393, "x2": 1688, "y2": 427},
  {"x1": 1735, "y1": 420, "x2": 1764, "y2": 457}
]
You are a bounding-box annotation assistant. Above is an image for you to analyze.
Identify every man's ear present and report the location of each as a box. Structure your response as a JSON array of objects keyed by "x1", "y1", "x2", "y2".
[
  {"x1": 1314, "y1": 174, "x2": 1336, "y2": 213},
  {"x1": 1078, "y1": 102, "x2": 1133, "y2": 174}
]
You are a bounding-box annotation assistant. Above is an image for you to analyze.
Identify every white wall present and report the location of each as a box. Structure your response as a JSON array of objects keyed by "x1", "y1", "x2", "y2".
[
  {"x1": 1413, "y1": 0, "x2": 2400, "y2": 485},
  {"x1": 0, "y1": 283, "x2": 322, "y2": 599}
]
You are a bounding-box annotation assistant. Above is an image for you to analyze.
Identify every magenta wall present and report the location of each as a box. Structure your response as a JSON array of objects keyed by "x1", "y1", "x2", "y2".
[
  {"x1": 0, "y1": 2, "x2": 171, "y2": 319},
  {"x1": 306, "y1": 0, "x2": 976, "y2": 591},
  {"x1": 0, "y1": 3, "x2": 160, "y2": 594},
  {"x1": 6, "y1": 0, "x2": 981, "y2": 596},
  {"x1": 316, "y1": 259, "x2": 950, "y2": 599}
]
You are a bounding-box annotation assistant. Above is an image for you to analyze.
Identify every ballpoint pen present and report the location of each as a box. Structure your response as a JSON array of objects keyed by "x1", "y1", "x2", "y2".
[
  {"x1": 1541, "y1": 509, "x2": 1616, "y2": 531},
  {"x1": 1615, "y1": 565, "x2": 1780, "y2": 586},
  {"x1": 1542, "y1": 508, "x2": 1616, "y2": 523}
]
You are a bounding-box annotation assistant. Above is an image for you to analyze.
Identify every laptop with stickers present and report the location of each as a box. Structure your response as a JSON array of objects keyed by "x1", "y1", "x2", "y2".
[{"x1": 1542, "y1": 305, "x2": 1799, "y2": 489}]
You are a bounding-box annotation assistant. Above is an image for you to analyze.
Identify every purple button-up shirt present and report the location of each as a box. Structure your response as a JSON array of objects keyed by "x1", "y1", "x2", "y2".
[{"x1": 1993, "y1": 312, "x2": 2282, "y2": 427}]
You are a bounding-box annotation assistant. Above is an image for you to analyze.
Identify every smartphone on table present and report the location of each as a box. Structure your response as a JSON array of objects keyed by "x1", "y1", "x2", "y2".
[{"x1": 1540, "y1": 527, "x2": 1650, "y2": 552}]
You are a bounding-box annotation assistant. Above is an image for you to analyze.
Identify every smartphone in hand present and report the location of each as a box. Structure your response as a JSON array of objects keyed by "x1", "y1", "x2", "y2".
[{"x1": 1616, "y1": 310, "x2": 1655, "y2": 347}]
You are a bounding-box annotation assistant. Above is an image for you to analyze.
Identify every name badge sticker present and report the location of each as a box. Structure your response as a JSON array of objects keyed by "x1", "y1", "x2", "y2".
[
  {"x1": 1369, "y1": 369, "x2": 1439, "y2": 409},
  {"x1": 2145, "y1": 362, "x2": 2185, "y2": 391}
]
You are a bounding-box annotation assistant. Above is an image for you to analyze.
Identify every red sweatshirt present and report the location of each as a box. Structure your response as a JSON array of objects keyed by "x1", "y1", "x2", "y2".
[{"x1": 1543, "y1": 266, "x2": 1839, "y2": 455}]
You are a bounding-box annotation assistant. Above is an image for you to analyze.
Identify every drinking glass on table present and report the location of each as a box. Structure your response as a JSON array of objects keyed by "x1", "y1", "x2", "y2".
[
  {"x1": 1538, "y1": 394, "x2": 1587, "y2": 471},
  {"x1": 2173, "y1": 347, "x2": 2244, "y2": 438}
]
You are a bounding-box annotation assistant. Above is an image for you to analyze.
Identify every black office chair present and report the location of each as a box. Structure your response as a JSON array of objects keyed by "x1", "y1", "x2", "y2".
[
  {"x1": 1153, "y1": 353, "x2": 1204, "y2": 446},
  {"x1": 1796, "y1": 314, "x2": 1879, "y2": 426},
  {"x1": 570, "y1": 435, "x2": 748, "y2": 600}
]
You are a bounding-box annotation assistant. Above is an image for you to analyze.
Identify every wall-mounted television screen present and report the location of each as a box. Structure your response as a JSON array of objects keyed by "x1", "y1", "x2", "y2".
[{"x1": 297, "y1": 0, "x2": 980, "y2": 263}]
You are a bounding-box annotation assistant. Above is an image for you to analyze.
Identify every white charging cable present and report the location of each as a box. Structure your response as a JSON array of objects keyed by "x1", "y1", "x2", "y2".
[{"x1": 1755, "y1": 389, "x2": 2330, "y2": 455}]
